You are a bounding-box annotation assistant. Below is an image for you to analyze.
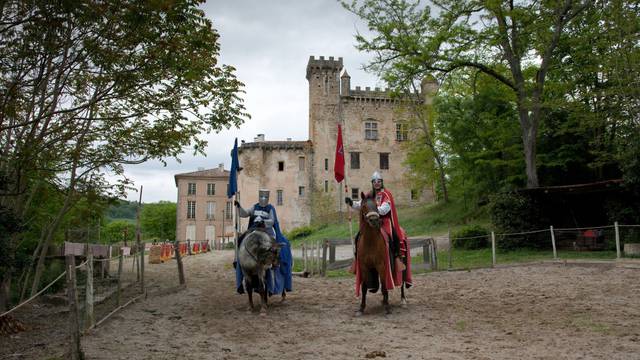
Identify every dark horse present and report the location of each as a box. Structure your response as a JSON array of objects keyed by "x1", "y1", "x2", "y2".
[
  {"x1": 355, "y1": 191, "x2": 404, "y2": 316},
  {"x1": 237, "y1": 229, "x2": 281, "y2": 315}
]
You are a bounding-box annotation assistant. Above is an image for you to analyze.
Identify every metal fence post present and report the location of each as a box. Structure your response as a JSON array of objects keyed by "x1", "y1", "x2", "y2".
[
  {"x1": 491, "y1": 232, "x2": 496, "y2": 267},
  {"x1": 448, "y1": 226, "x2": 453, "y2": 270},
  {"x1": 615, "y1": 221, "x2": 621, "y2": 259},
  {"x1": 550, "y1": 226, "x2": 557, "y2": 260}
]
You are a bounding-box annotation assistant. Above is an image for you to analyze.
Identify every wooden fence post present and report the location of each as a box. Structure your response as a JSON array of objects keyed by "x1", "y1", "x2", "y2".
[
  {"x1": 303, "y1": 243, "x2": 308, "y2": 274},
  {"x1": 84, "y1": 249, "x2": 94, "y2": 330},
  {"x1": 65, "y1": 255, "x2": 84, "y2": 360},
  {"x1": 550, "y1": 226, "x2": 557, "y2": 260},
  {"x1": 422, "y1": 241, "x2": 429, "y2": 269},
  {"x1": 174, "y1": 240, "x2": 185, "y2": 285},
  {"x1": 329, "y1": 242, "x2": 336, "y2": 264},
  {"x1": 316, "y1": 240, "x2": 321, "y2": 275},
  {"x1": 448, "y1": 226, "x2": 453, "y2": 270},
  {"x1": 491, "y1": 232, "x2": 496, "y2": 267},
  {"x1": 615, "y1": 221, "x2": 621, "y2": 259},
  {"x1": 321, "y1": 240, "x2": 328, "y2": 277},
  {"x1": 116, "y1": 251, "x2": 124, "y2": 307},
  {"x1": 431, "y1": 239, "x2": 438, "y2": 270}
]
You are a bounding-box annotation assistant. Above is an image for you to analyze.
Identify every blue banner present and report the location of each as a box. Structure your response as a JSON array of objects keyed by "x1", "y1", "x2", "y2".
[{"x1": 227, "y1": 138, "x2": 239, "y2": 198}]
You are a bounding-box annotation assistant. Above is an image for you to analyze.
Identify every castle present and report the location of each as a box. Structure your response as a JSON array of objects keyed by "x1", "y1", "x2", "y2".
[{"x1": 237, "y1": 56, "x2": 437, "y2": 231}]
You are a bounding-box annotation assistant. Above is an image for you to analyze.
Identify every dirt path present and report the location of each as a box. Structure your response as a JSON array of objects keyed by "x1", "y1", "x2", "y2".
[{"x1": 4, "y1": 251, "x2": 640, "y2": 359}]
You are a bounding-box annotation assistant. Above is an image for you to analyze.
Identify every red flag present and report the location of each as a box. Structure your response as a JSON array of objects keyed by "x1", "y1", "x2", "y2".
[{"x1": 334, "y1": 124, "x2": 345, "y2": 183}]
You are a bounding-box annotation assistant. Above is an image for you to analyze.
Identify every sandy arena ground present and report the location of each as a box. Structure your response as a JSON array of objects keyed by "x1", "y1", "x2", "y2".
[{"x1": 2, "y1": 250, "x2": 640, "y2": 359}]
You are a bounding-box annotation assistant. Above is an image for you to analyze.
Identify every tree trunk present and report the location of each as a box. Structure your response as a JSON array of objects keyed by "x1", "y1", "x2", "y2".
[
  {"x1": 30, "y1": 199, "x2": 75, "y2": 296},
  {"x1": 0, "y1": 271, "x2": 11, "y2": 311},
  {"x1": 434, "y1": 152, "x2": 449, "y2": 202},
  {"x1": 519, "y1": 109, "x2": 539, "y2": 188}
]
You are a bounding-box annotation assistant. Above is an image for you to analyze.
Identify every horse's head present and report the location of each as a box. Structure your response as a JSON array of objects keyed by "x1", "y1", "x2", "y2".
[{"x1": 360, "y1": 191, "x2": 380, "y2": 229}]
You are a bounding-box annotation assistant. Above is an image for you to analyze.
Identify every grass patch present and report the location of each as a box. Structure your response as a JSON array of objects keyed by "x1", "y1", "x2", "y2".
[
  {"x1": 572, "y1": 316, "x2": 611, "y2": 334},
  {"x1": 455, "y1": 320, "x2": 467, "y2": 332},
  {"x1": 291, "y1": 199, "x2": 489, "y2": 247}
]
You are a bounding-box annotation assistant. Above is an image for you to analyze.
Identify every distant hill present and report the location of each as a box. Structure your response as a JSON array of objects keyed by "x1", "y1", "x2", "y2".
[{"x1": 105, "y1": 199, "x2": 138, "y2": 221}]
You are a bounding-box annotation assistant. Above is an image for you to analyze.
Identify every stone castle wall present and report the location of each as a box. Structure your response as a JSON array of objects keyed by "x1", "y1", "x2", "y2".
[{"x1": 236, "y1": 56, "x2": 435, "y2": 231}]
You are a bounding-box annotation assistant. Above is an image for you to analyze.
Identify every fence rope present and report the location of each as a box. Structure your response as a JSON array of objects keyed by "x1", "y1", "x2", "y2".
[
  {"x1": 451, "y1": 234, "x2": 490, "y2": 241},
  {"x1": 554, "y1": 225, "x2": 615, "y2": 231},
  {"x1": 92, "y1": 254, "x2": 124, "y2": 262},
  {"x1": 0, "y1": 270, "x2": 67, "y2": 318},
  {"x1": 496, "y1": 228, "x2": 551, "y2": 236}
]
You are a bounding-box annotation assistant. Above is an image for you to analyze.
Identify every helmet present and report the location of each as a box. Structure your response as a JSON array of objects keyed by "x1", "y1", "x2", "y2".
[
  {"x1": 258, "y1": 189, "x2": 270, "y2": 207},
  {"x1": 371, "y1": 171, "x2": 383, "y2": 182}
]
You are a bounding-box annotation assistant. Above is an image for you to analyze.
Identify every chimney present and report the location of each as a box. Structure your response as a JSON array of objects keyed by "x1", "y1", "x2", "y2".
[
  {"x1": 218, "y1": 163, "x2": 224, "y2": 170},
  {"x1": 286, "y1": 138, "x2": 292, "y2": 141},
  {"x1": 197, "y1": 167, "x2": 205, "y2": 171},
  {"x1": 255, "y1": 134, "x2": 265, "y2": 142}
]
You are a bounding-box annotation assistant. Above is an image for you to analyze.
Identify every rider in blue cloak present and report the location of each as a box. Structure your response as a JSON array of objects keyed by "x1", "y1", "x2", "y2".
[{"x1": 234, "y1": 189, "x2": 293, "y2": 299}]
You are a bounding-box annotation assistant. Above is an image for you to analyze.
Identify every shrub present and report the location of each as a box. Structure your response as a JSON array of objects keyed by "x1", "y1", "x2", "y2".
[
  {"x1": 452, "y1": 225, "x2": 489, "y2": 249},
  {"x1": 285, "y1": 225, "x2": 316, "y2": 240},
  {"x1": 489, "y1": 192, "x2": 549, "y2": 250}
]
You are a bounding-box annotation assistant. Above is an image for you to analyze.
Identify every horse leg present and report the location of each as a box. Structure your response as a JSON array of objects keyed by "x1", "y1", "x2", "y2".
[
  {"x1": 400, "y1": 280, "x2": 407, "y2": 308},
  {"x1": 356, "y1": 281, "x2": 367, "y2": 316},
  {"x1": 245, "y1": 278, "x2": 254, "y2": 312},
  {"x1": 258, "y1": 276, "x2": 268, "y2": 316},
  {"x1": 381, "y1": 279, "x2": 391, "y2": 315}
]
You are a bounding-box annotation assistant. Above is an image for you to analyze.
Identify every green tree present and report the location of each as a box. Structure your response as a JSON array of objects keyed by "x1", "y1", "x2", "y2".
[
  {"x1": 103, "y1": 220, "x2": 136, "y2": 245},
  {"x1": 435, "y1": 71, "x2": 524, "y2": 201},
  {"x1": 342, "y1": 0, "x2": 592, "y2": 188},
  {"x1": 140, "y1": 202, "x2": 177, "y2": 241},
  {"x1": 0, "y1": 0, "x2": 248, "y2": 309}
]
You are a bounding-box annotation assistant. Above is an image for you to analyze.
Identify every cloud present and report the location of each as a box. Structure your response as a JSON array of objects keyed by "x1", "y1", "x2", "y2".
[{"x1": 120, "y1": 0, "x2": 382, "y2": 203}]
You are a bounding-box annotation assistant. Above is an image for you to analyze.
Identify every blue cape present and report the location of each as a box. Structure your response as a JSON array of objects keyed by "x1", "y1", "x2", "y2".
[{"x1": 235, "y1": 204, "x2": 293, "y2": 295}]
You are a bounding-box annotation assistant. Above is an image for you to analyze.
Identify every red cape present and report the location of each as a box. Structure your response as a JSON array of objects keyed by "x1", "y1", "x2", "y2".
[{"x1": 354, "y1": 188, "x2": 413, "y2": 296}]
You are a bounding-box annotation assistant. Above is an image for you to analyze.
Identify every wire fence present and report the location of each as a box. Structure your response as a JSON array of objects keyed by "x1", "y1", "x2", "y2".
[
  {"x1": 295, "y1": 222, "x2": 640, "y2": 275},
  {"x1": 0, "y1": 239, "x2": 211, "y2": 358}
]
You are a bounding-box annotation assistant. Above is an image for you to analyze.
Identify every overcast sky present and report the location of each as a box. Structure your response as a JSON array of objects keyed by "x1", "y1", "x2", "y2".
[{"x1": 119, "y1": 0, "x2": 383, "y2": 203}]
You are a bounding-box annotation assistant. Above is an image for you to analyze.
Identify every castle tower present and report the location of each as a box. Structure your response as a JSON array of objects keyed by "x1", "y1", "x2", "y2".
[
  {"x1": 306, "y1": 56, "x2": 344, "y2": 203},
  {"x1": 340, "y1": 69, "x2": 351, "y2": 96},
  {"x1": 306, "y1": 56, "x2": 343, "y2": 144}
]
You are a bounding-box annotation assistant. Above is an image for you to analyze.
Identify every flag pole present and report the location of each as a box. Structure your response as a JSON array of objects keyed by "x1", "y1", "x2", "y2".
[{"x1": 344, "y1": 181, "x2": 355, "y2": 257}]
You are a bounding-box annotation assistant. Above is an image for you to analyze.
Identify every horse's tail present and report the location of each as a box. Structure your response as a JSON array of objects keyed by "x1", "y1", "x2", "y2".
[{"x1": 366, "y1": 268, "x2": 379, "y2": 293}]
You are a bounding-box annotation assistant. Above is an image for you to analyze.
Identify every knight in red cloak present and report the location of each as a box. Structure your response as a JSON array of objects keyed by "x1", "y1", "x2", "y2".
[{"x1": 346, "y1": 171, "x2": 413, "y2": 292}]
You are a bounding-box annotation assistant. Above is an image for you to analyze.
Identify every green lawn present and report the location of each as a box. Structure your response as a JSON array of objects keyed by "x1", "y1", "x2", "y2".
[
  {"x1": 289, "y1": 199, "x2": 621, "y2": 277},
  {"x1": 289, "y1": 199, "x2": 489, "y2": 247}
]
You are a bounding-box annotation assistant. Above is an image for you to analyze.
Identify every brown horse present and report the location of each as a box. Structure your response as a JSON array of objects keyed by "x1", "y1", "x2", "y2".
[{"x1": 355, "y1": 192, "x2": 392, "y2": 316}]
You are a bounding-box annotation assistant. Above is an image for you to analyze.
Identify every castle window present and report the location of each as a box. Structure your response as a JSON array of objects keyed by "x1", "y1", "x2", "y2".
[
  {"x1": 365, "y1": 121, "x2": 378, "y2": 140},
  {"x1": 187, "y1": 201, "x2": 196, "y2": 219},
  {"x1": 278, "y1": 161, "x2": 284, "y2": 171},
  {"x1": 206, "y1": 202, "x2": 216, "y2": 220},
  {"x1": 379, "y1": 153, "x2": 389, "y2": 170},
  {"x1": 225, "y1": 202, "x2": 232, "y2": 219},
  {"x1": 298, "y1": 186, "x2": 306, "y2": 197},
  {"x1": 207, "y1": 183, "x2": 215, "y2": 196},
  {"x1": 350, "y1": 152, "x2": 360, "y2": 169},
  {"x1": 277, "y1": 190, "x2": 284, "y2": 206},
  {"x1": 351, "y1": 188, "x2": 359, "y2": 200},
  {"x1": 396, "y1": 123, "x2": 408, "y2": 141},
  {"x1": 324, "y1": 158, "x2": 328, "y2": 171},
  {"x1": 410, "y1": 189, "x2": 419, "y2": 201},
  {"x1": 299, "y1": 157, "x2": 305, "y2": 171},
  {"x1": 324, "y1": 180, "x2": 328, "y2": 192},
  {"x1": 187, "y1": 183, "x2": 196, "y2": 195}
]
